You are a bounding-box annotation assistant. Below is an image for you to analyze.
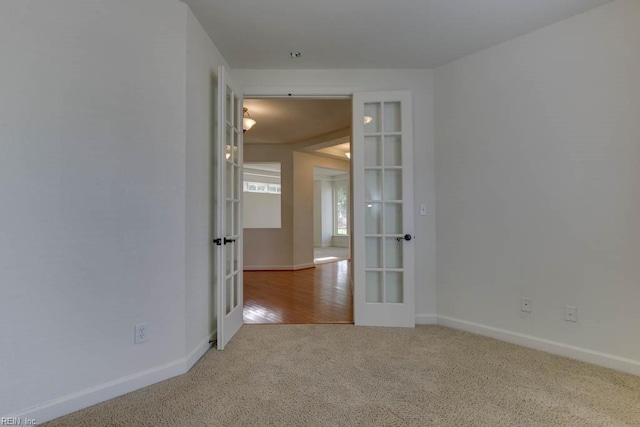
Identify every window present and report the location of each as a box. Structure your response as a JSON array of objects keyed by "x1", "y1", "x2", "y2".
[
  {"x1": 333, "y1": 179, "x2": 348, "y2": 235},
  {"x1": 244, "y1": 181, "x2": 281, "y2": 194}
]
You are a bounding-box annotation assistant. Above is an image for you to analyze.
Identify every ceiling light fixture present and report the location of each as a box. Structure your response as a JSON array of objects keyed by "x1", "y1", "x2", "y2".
[
  {"x1": 225, "y1": 145, "x2": 237, "y2": 160},
  {"x1": 243, "y1": 107, "x2": 256, "y2": 133},
  {"x1": 364, "y1": 116, "x2": 373, "y2": 124}
]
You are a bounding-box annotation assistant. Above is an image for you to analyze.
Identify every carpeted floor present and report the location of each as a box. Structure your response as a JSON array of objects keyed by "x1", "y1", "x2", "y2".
[{"x1": 45, "y1": 325, "x2": 640, "y2": 426}]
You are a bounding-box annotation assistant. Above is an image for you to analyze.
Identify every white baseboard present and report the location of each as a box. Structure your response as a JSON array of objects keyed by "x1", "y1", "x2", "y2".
[
  {"x1": 437, "y1": 315, "x2": 640, "y2": 377},
  {"x1": 10, "y1": 333, "x2": 216, "y2": 424},
  {"x1": 415, "y1": 314, "x2": 438, "y2": 325},
  {"x1": 186, "y1": 331, "x2": 217, "y2": 371},
  {"x1": 244, "y1": 263, "x2": 315, "y2": 271}
]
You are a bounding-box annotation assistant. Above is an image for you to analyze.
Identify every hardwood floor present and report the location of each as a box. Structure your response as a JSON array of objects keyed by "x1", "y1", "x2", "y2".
[{"x1": 243, "y1": 260, "x2": 353, "y2": 324}]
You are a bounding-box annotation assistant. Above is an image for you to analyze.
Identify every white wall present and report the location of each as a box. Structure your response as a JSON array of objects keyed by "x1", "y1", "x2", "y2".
[
  {"x1": 243, "y1": 145, "x2": 350, "y2": 269},
  {"x1": 243, "y1": 145, "x2": 294, "y2": 268},
  {"x1": 236, "y1": 69, "x2": 437, "y2": 318},
  {"x1": 321, "y1": 180, "x2": 334, "y2": 246},
  {"x1": 313, "y1": 178, "x2": 335, "y2": 247},
  {"x1": 243, "y1": 169, "x2": 281, "y2": 229},
  {"x1": 0, "y1": 0, "x2": 230, "y2": 420},
  {"x1": 313, "y1": 180, "x2": 323, "y2": 246},
  {"x1": 293, "y1": 153, "x2": 350, "y2": 267},
  {"x1": 434, "y1": 0, "x2": 640, "y2": 367},
  {"x1": 332, "y1": 235, "x2": 350, "y2": 249},
  {"x1": 244, "y1": 193, "x2": 282, "y2": 228}
]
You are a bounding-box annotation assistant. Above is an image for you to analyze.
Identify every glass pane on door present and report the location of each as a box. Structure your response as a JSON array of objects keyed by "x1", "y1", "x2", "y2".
[
  {"x1": 385, "y1": 238, "x2": 403, "y2": 268},
  {"x1": 226, "y1": 241, "x2": 233, "y2": 276},
  {"x1": 366, "y1": 237, "x2": 382, "y2": 268},
  {"x1": 385, "y1": 272, "x2": 403, "y2": 303},
  {"x1": 384, "y1": 136, "x2": 402, "y2": 167},
  {"x1": 364, "y1": 136, "x2": 382, "y2": 167},
  {"x1": 226, "y1": 87, "x2": 233, "y2": 128},
  {"x1": 364, "y1": 103, "x2": 381, "y2": 133},
  {"x1": 233, "y1": 272, "x2": 238, "y2": 308},
  {"x1": 366, "y1": 272, "x2": 383, "y2": 303},
  {"x1": 226, "y1": 276, "x2": 233, "y2": 315},
  {"x1": 384, "y1": 203, "x2": 402, "y2": 235},
  {"x1": 365, "y1": 203, "x2": 382, "y2": 235},
  {"x1": 384, "y1": 102, "x2": 401, "y2": 132},
  {"x1": 226, "y1": 200, "x2": 233, "y2": 238},
  {"x1": 384, "y1": 170, "x2": 402, "y2": 200},
  {"x1": 365, "y1": 170, "x2": 382, "y2": 200}
]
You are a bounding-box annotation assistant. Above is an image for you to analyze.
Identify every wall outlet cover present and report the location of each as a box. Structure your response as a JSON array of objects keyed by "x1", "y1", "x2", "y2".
[
  {"x1": 565, "y1": 306, "x2": 577, "y2": 322},
  {"x1": 135, "y1": 323, "x2": 150, "y2": 344}
]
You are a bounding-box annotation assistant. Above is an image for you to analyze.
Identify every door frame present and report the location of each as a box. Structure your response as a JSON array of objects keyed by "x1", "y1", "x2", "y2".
[{"x1": 243, "y1": 94, "x2": 355, "y2": 320}]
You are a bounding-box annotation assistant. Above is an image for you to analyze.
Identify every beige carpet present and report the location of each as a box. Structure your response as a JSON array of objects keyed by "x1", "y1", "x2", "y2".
[{"x1": 45, "y1": 325, "x2": 640, "y2": 426}]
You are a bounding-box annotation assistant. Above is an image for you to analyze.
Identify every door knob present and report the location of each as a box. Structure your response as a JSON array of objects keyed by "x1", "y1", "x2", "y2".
[{"x1": 396, "y1": 234, "x2": 412, "y2": 242}]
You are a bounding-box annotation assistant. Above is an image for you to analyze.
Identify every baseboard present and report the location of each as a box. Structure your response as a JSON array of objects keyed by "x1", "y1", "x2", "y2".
[
  {"x1": 244, "y1": 263, "x2": 315, "y2": 271},
  {"x1": 9, "y1": 360, "x2": 186, "y2": 424},
  {"x1": 415, "y1": 314, "x2": 438, "y2": 325},
  {"x1": 10, "y1": 333, "x2": 216, "y2": 424},
  {"x1": 186, "y1": 331, "x2": 217, "y2": 370},
  {"x1": 437, "y1": 315, "x2": 640, "y2": 377}
]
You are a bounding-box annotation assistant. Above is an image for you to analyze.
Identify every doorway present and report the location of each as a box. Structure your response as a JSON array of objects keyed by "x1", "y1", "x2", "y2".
[{"x1": 241, "y1": 97, "x2": 353, "y2": 324}]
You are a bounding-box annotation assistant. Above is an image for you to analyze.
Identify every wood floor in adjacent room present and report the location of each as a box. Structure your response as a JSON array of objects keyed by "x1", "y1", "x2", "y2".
[{"x1": 243, "y1": 260, "x2": 353, "y2": 324}]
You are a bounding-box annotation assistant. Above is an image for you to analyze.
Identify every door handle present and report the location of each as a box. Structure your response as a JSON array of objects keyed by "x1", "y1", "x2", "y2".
[
  {"x1": 213, "y1": 238, "x2": 222, "y2": 246},
  {"x1": 396, "y1": 234, "x2": 412, "y2": 242},
  {"x1": 223, "y1": 237, "x2": 236, "y2": 245}
]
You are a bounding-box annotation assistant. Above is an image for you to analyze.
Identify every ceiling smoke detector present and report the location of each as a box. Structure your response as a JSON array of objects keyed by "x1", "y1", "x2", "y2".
[{"x1": 290, "y1": 51, "x2": 302, "y2": 58}]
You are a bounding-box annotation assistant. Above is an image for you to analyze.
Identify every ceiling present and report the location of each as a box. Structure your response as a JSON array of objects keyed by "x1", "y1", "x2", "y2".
[
  {"x1": 315, "y1": 143, "x2": 351, "y2": 160},
  {"x1": 244, "y1": 163, "x2": 281, "y2": 173},
  {"x1": 243, "y1": 98, "x2": 351, "y2": 145},
  {"x1": 314, "y1": 166, "x2": 350, "y2": 178},
  {"x1": 182, "y1": 0, "x2": 613, "y2": 69}
]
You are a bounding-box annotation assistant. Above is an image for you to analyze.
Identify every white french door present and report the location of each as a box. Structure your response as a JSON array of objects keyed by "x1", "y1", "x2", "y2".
[
  {"x1": 215, "y1": 67, "x2": 243, "y2": 349},
  {"x1": 352, "y1": 91, "x2": 415, "y2": 327}
]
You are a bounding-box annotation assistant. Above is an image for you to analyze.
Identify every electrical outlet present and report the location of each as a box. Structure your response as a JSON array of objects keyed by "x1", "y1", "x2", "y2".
[
  {"x1": 521, "y1": 298, "x2": 532, "y2": 313},
  {"x1": 565, "y1": 306, "x2": 577, "y2": 322},
  {"x1": 134, "y1": 323, "x2": 149, "y2": 344}
]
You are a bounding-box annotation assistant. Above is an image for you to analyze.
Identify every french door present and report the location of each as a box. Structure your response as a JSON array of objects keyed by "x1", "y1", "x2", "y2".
[
  {"x1": 352, "y1": 91, "x2": 415, "y2": 327},
  {"x1": 216, "y1": 67, "x2": 243, "y2": 349}
]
